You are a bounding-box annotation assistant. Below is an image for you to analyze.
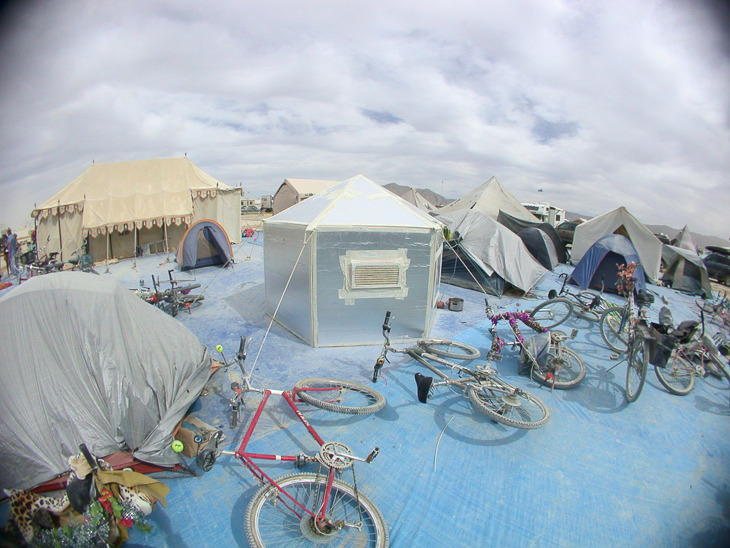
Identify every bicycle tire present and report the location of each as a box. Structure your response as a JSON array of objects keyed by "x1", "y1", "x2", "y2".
[
  {"x1": 625, "y1": 337, "x2": 648, "y2": 403},
  {"x1": 695, "y1": 298, "x2": 717, "y2": 315},
  {"x1": 421, "y1": 339, "x2": 480, "y2": 360},
  {"x1": 529, "y1": 298, "x2": 573, "y2": 329},
  {"x1": 704, "y1": 353, "x2": 730, "y2": 388},
  {"x1": 654, "y1": 353, "x2": 695, "y2": 396},
  {"x1": 600, "y1": 306, "x2": 630, "y2": 354},
  {"x1": 530, "y1": 346, "x2": 587, "y2": 389},
  {"x1": 466, "y1": 382, "x2": 550, "y2": 429},
  {"x1": 294, "y1": 378, "x2": 386, "y2": 415},
  {"x1": 245, "y1": 473, "x2": 389, "y2": 548},
  {"x1": 179, "y1": 294, "x2": 205, "y2": 303}
]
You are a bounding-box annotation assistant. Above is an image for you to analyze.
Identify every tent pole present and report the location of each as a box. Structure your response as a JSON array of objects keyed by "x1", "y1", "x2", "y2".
[
  {"x1": 105, "y1": 229, "x2": 110, "y2": 273},
  {"x1": 164, "y1": 220, "x2": 170, "y2": 263},
  {"x1": 57, "y1": 200, "x2": 63, "y2": 260},
  {"x1": 133, "y1": 226, "x2": 138, "y2": 270}
]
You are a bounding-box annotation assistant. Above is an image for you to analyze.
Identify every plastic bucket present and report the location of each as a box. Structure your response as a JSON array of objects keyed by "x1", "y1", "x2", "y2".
[{"x1": 448, "y1": 298, "x2": 464, "y2": 312}]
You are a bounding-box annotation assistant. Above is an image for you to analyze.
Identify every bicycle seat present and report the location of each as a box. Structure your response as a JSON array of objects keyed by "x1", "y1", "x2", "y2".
[{"x1": 414, "y1": 373, "x2": 433, "y2": 404}]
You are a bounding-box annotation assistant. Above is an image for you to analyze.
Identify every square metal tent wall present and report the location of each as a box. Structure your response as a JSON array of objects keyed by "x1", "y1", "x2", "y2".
[{"x1": 263, "y1": 175, "x2": 444, "y2": 347}]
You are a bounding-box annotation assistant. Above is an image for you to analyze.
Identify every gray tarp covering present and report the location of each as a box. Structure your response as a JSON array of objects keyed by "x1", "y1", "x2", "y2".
[
  {"x1": 0, "y1": 272, "x2": 212, "y2": 490},
  {"x1": 435, "y1": 209, "x2": 547, "y2": 294}
]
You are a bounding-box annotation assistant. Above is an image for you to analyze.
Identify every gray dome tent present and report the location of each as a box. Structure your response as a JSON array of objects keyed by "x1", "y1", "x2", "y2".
[
  {"x1": 176, "y1": 219, "x2": 234, "y2": 270},
  {"x1": 0, "y1": 272, "x2": 212, "y2": 490},
  {"x1": 518, "y1": 227, "x2": 559, "y2": 270},
  {"x1": 661, "y1": 246, "x2": 712, "y2": 297}
]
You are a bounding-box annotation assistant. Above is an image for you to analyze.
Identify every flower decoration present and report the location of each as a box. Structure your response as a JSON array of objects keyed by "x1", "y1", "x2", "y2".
[{"x1": 488, "y1": 310, "x2": 548, "y2": 356}]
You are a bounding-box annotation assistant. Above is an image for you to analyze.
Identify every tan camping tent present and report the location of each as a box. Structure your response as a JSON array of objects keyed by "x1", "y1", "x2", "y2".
[
  {"x1": 436, "y1": 176, "x2": 539, "y2": 222},
  {"x1": 32, "y1": 157, "x2": 242, "y2": 261},
  {"x1": 272, "y1": 178, "x2": 340, "y2": 214}
]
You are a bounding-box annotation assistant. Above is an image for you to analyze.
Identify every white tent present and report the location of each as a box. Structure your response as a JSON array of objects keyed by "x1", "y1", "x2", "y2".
[
  {"x1": 571, "y1": 206, "x2": 662, "y2": 281},
  {"x1": 32, "y1": 157, "x2": 242, "y2": 262},
  {"x1": 435, "y1": 209, "x2": 547, "y2": 294},
  {"x1": 264, "y1": 175, "x2": 444, "y2": 347},
  {"x1": 0, "y1": 272, "x2": 212, "y2": 490},
  {"x1": 436, "y1": 176, "x2": 539, "y2": 222},
  {"x1": 271, "y1": 178, "x2": 341, "y2": 214}
]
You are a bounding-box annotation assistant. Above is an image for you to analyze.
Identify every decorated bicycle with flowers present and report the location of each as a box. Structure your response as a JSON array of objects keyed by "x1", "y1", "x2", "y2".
[
  {"x1": 485, "y1": 299, "x2": 586, "y2": 390},
  {"x1": 597, "y1": 262, "x2": 654, "y2": 403},
  {"x1": 373, "y1": 311, "x2": 550, "y2": 429}
]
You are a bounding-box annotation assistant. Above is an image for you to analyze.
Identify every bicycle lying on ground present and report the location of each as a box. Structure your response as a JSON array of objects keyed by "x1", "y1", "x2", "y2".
[
  {"x1": 196, "y1": 337, "x2": 388, "y2": 547},
  {"x1": 134, "y1": 270, "x2": 204, "y2": 316},
  {"x1": 696, "y1": 293, "x2": 730, "y2": 329},
  {"x1": 529, "y1": 273, "x2": 610, "y2": 328},
  {"x1": 597, "y1": 263, "x2": 653, "y2": 403},
  {"x1": 372, "y1": 312, "x2": 550, "y2": 429},
  {"x1": 485, "y1": 298, "x2": 586, "y2": 390}
]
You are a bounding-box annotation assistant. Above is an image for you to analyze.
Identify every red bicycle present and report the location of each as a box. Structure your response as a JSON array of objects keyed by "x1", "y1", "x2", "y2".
[{"x1": 198, "y1": 337, "x2": 388, "y2": 547}]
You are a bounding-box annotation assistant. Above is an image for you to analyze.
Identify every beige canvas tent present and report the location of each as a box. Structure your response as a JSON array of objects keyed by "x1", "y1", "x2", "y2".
[
  {"x1": 400, "y1": 188, "x2": 437, "y2": 212},
  {"x1": 571, "y1": 206, "x2": 662, "y2": 281},
  {"x1": 272, "y1": 178, "x2": 341, "y2": 214},
  {"x1": 31, "y1": 157, "x2": 242, "y2": 261},
  {"x1": 436, "y1": 176, "x2": 539, "y2": 223}
]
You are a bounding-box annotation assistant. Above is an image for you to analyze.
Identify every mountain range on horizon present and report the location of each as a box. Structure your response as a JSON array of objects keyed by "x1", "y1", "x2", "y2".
[{"x1": 384, "y1": 183, "x2": 728, "y2": 251}]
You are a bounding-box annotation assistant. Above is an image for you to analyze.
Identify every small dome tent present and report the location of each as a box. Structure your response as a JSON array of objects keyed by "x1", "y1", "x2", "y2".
[
  {"x1": 518, "y1": 227, "x2": 559, "y2": 270},
  {"x1": 661, "y1": 246, "x2": 712, "y2": 297},
  {"x1": 177, "y1": 219, "x2": 234, "y2": 270},
  {"x1": 0, "y1": 272, "x2": 212, "y2": 490},
  {"x1": 263, "y1": 175, "x2": 443, "y2": 347},
  {"x1": 570, "y1": 234, "x2": 646, "y2": 294}
]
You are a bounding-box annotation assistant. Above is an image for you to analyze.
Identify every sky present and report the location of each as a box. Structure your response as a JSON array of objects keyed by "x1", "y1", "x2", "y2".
[{"x1": 0, "y1": 0, "x2": 729, "y2": 238}]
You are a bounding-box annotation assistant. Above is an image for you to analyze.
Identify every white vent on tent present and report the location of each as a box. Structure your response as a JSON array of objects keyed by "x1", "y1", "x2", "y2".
[{"x1": 339, "y1": 249, "x2": 410, "y2": 304}]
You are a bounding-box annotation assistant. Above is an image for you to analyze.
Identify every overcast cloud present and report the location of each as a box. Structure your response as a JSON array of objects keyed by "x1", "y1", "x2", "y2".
[{"x1": 1, "y1": 0, "x2": 729, "y2": 238}]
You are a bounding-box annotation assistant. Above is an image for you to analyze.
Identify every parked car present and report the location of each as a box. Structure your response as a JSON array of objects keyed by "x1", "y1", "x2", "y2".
[
  {"x1": 703, "y1": 251, "x2": 730, "y2": 286},
  {"x1": 241, "y1": 205, "x2": 260, "y2": 213},
  {"x1": 556, "y1": 221, "x2": 580, "y2": 245}
]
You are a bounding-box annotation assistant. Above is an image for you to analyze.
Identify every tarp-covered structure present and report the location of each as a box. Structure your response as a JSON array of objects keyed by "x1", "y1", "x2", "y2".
[
  {"x1": 177, "y1": 219, "x2": 234, "y2": 270},
  {"x1": 571, "y1": 207, "x2": 662, "y2": 281},
  {"x1": 31, "y1": 157, "x2": 242, "y2": 263},
  {"x1": 0, "y1": 272, "x2": 212, "y2": 490},
  {"x1": 435, "y1": 209, "x2": 547, "y2": 296},
  {"x1": 264, "y1": 175, "x2": 443, "y2": 347},
  {"x1": 570, "y1": 234, "x2": 647, "y2": 294},
  {"x1": 661, "y1": 246, "x2": 712, "y2": 297},
  {"x1": 497, "y1": 210, "x2": 568, "y2": 264},
  {"x1": 436, "y1": 176, "x2": 539, "y2": 223},
  {"x1": 272, "y1": 178, "x2": 340, "y2": 214}
]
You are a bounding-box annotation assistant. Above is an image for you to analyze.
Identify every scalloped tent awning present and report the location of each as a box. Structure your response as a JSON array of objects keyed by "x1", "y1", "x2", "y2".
[{"x1": 31, "y1": 157, "x2": 241, "y2": 261}]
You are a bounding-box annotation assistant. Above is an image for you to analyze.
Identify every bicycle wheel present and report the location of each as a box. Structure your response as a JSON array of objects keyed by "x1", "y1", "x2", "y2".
[
  {"x1": 530, "y1": 298, "x2": 573, "y2": 329},
  {"x1": 421, "y1": 339, "x2": 480, "y2": 360},
  {"x1": 695, "y1": 298, "x2": 717, "y2": 315},
  {"x1": 600, "y1": 306, "x2": 630, "y2": 353},
  {"x1": 294, "y1": 379, "x2": 386, "y2": 415},
  {"x1": 654, "y1": 353, "x2": 695, "y2": 396},
  {"x1": 466, "y1": 382, "x2": 550, "y2": 429},
  {"x1": 625, "y1": 337, "x2": 648, "y2": 403},
  {"x1": 531, "y1": 346, "x2": 587, "y2": 389},
  {"x1": 245, "y1": 473, "x2": 389, "y2": 548}
]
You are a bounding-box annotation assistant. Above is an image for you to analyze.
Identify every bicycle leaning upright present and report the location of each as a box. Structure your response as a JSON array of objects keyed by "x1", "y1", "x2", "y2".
[
  {"x1": 372, "y1": 312, "x2": 550, "y2": 429},
  {"x1": 197, "y1": 336, "x2": 388, "y2": 547},
  {"x1": 597, "y1": 263, "x2": 654, "y2": 403}
]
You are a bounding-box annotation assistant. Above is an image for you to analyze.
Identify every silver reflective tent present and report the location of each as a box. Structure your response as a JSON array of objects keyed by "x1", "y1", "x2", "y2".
[
  {"x1": 0, "y1": 272, "x2": 212, "y2": 490},
  {"x1": 264, "y1": 175, "x2": 444, "y2": 347}
]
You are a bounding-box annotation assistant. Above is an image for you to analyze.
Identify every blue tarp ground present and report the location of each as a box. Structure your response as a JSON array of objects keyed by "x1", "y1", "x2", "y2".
[{"x1": 1, "y1": 240, "x2": 729, "y2": 548}]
